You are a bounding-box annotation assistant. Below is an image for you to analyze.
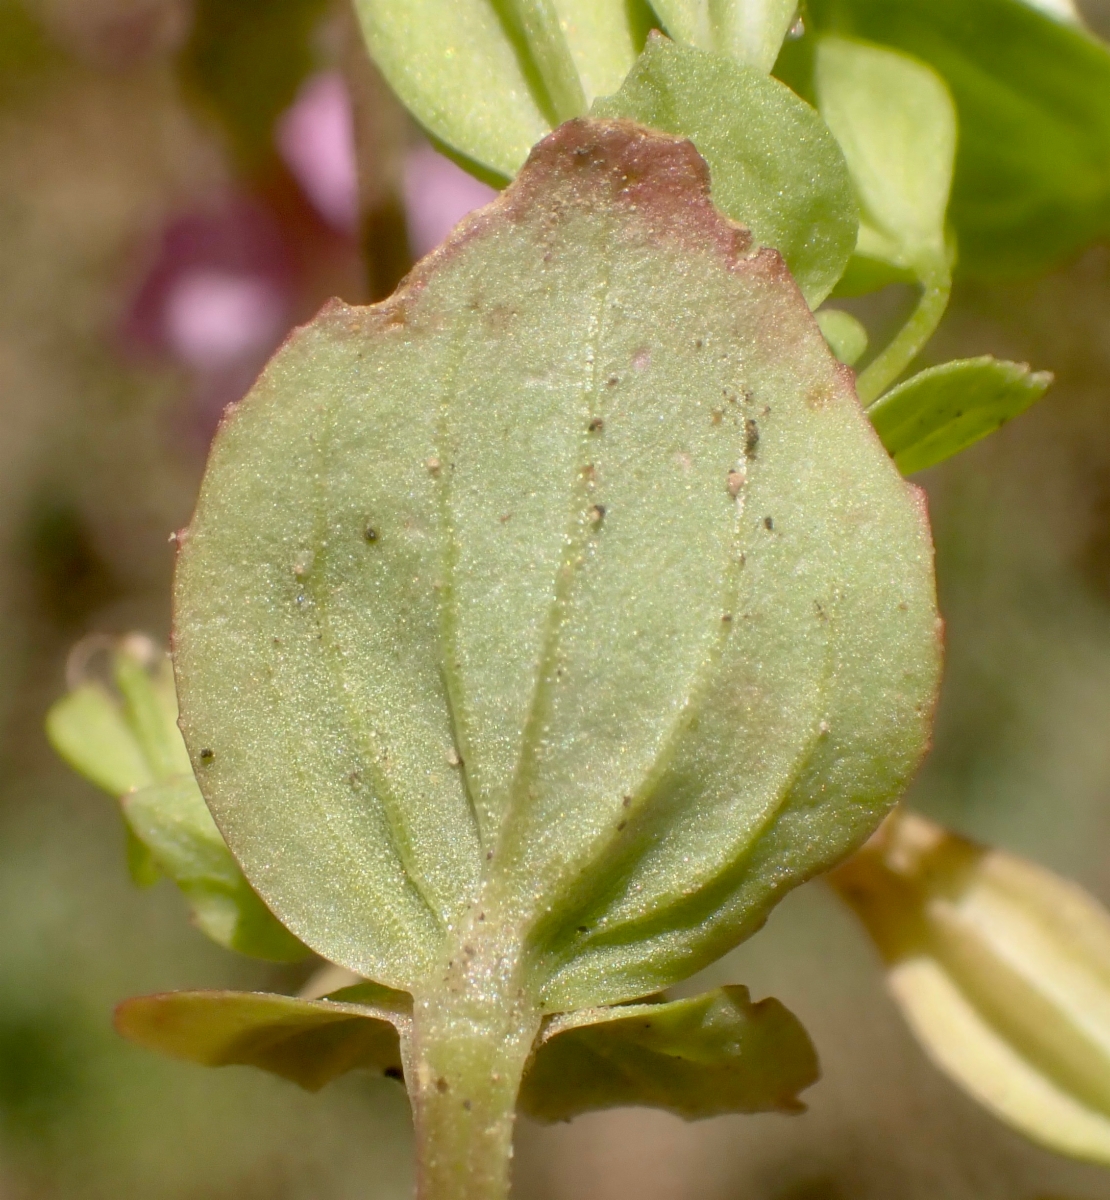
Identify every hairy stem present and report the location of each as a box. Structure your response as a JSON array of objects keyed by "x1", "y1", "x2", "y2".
[
  {"x1": 406, "y1": 936, "x2": 542, "y2": 1200},
  {"x1": 857, "y1": 259, "x2": 951, "y2": 405}
]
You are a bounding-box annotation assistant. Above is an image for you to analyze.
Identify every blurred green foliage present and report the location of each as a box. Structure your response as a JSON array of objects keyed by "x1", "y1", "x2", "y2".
[{"x1": 5, "y1": 0, "x2": 1110, "y2": 1196}]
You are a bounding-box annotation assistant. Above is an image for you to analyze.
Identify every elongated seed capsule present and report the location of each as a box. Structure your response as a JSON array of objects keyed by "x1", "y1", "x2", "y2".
[{"x1": 830, "y1": 810, "x2": 1110, "y2": 1165}]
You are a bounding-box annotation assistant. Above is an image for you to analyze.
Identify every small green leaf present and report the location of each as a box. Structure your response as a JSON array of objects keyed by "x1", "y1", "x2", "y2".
[
  {"x1": 123, "y1": 777, "x2": 309, "y2": 962},
  {"x1": 353, "y1": 0, "x2": 645, "y2": 180},
  {"x1": 806, "y1": 0, "x2": 1110, "y2": 279},
  {"x1": 815, "y1": 308, "x2": 867, "y2": 366},
  {"x1": 173, "y1": 120, "x2": 939, "y2": 1006},
  {"x1": 519, "y1": 985, "x2": 818, "y2": 1120},
  {"x1": 868, "y1": 357, "x2": 1052, "y2": 475},
  {"x1": 46, "y1": 683, "x2": 155, "y2": 798},
  {"x1": 593, "y1": 35, "x2": 856, "y2": 307},
  {"x1": 115, "y1": 986, "x2": 409, "y2": 1092},
  {"x1": 650, "y1": 0, "x2": 798, "y2": 72},
  {"x1": 814, "y1": 36, "x2": 955, "y2": 277}
]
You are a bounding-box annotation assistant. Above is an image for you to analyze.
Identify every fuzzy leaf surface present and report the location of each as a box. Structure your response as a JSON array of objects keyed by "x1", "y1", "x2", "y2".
[
  {"x1": 593, "y1": 35, "x2": 856, "y2": 307},
  {"x1": 352, "y1": 0, "x2": 647, "y2": 180},
  {"x1": 115, "y1": 984, "x2": 410, "y2": 1092},
  {"x1": 807, "y1": 0, "x2": 1110, "y2": 278},
  {"x1": 123, "y1": 777, "x2": 309, "y2": 962},
  {"x1": 520, "y1": 985, "x2": 818, "y2": 1120},
  {"x1": 869, "y1": 357, "x2": 1052, "y2": 475},
  {"x1": 173, "y1": 120, "x2": 939, "y2": 1006}
]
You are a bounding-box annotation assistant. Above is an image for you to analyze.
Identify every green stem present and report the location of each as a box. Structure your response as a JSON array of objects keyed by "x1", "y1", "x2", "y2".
[
  {"x1": 405, "y1": 943, "x2": 542, "y2": 1200},
  {"x1": 856, "y1": 261, "x2": 951, "y2": 406},
  {"x1": 502, "y1": 0, "x2": 587, "y2": 123}
]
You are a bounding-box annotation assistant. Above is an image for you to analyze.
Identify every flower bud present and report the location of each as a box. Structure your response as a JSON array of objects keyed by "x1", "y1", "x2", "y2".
[{"x1": 831, "y1": 810, "x2": 1110, "y2": 1164}]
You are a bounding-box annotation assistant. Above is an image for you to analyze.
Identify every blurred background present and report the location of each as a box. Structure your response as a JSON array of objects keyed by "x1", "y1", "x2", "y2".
[{"x1": 4, "y1": 1, "x2": 1110, "y2": 1196}]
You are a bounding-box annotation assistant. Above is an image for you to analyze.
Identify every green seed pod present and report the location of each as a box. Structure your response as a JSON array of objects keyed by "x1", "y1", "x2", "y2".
[{"x1": 831, "y1": 810, "x2": 1110, "y2": 1165}]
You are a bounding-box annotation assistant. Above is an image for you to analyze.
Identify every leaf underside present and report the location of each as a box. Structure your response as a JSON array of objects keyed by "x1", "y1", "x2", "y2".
[
  {"x1": 173, "y1": 118, "x2": 940, "y2": 1008},
  {"x1": 116, "y1": 983, "x2": 819, "y2": 1119}
]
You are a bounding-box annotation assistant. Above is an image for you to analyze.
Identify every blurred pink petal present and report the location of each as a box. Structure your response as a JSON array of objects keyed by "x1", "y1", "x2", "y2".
[
  {"x1": 276, "y1": 72, "x2": 360, "y2": 235},
  {"x1": 404, "y1": 146, "x2": 498, "y2": 259},
  {"x1": 163, "y1": 269, "x2": 287, "y2": 370}
]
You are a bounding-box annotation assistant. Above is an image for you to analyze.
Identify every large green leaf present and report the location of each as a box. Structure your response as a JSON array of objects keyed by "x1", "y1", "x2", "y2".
[
  {"x1": 352, "y1": 0, "x2": 650, "y2": 180},
  {"x1": 115, "y1": 984, "x2": 410, "y2": 1092},
  {"x1": 173, "y1": 120, "x2": 940, "y2": 1007},
  {"x1": 868, "y1": 357, "x2": 1053, "y2": 476},
  {"x1": 650, "y1": 0, "x2": 799, "y2": 71},
  {"x1": 806, "y1": 0, "x2": 1110, "y2": 279},
  {"x1": 593, "y1": 35, "x2": 856, "y2": 307},
  {"x1": 520, "y1": 986, "x2": 818, "y2": 1120},
  {"x1": 123, "y1": 777, "x2": 309, "y2": 962},
  {"x1": 116, "y1": 983, "x2": 818, "y2": 1118}
]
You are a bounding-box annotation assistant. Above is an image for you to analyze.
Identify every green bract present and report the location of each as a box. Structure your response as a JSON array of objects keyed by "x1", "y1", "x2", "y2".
[
  {"x1": 650, "y1": 0, "x2": 799, "y2": 72},
  {"x1": 116, "y1": 983, "x2": 818, "y2": 1119},
  {"x1": 593, "y1": 35, "x2": 856, "y2": 307},
  {"x1": 173, "y1": 120, "x2": 940, "y2": 1009},
  {"x1": 806, "y1": 0, "x2": 1110, "y2": 278},
  {"x1": 868, "y1": 357, "x2": 1053, "y2": 476}
]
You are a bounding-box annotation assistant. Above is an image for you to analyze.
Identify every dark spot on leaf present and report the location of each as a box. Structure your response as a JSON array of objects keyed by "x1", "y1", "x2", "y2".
[
  {"x1": 364, "y1": 526, "x2": 379, "y2": 543},
  {"x1": 577, "y1": 925, "x2": 589, "y2": 933},
  {"x1": 199, "y1": 748, "x2": 214, "y2": 762},
  {"x1": 695, "y1": 338, "x2": 703, "y2": 349},
  {"x1": 588, "y1": 417, "x2": 604, "y2": 432},
  {"x1": 436, "y1": 1077, "x2": 449, "y2": 1093},
  {"x1": 589, "y1": 504, "x2": 606, "y2": 525},
  {"x1": 764, "y1": 516, "x2": 774, "y2": 531},
  {"x1": 814, "y1": 601, "x2": 826, "y2": 621},
  {"x1": 384, "y1": 1066, "x2": 404, "y2": 1081},
  {"x1": 462, "y1": 1099, "x2": 472, "y2": 1111},
  {"x1": 607, "y1": 374, "x2": 619, "y2": 387},
  {"x1": 722, "y1": 613, "x2": 732, "y2": 622},
  {"x1": 617, "y1": 820, "x2": 627, "y2": 831},
  {"x1": 622, "y1": 795, "x2": 632, "y2": 808},
  {"x1": 711, "y1": 410, "x2": 723, "y2": 425},
  {"x1": 499, "y1": 512, "x2": 512, "y2": 523},
  {"x1": 745, "y1": 418, "x2": 760, "y2": 458}
]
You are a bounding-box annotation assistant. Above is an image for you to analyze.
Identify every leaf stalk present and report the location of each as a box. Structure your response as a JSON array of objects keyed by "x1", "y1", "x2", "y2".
[{"x1": 857, "y1": 256, "x2": 952, "y2": 405}]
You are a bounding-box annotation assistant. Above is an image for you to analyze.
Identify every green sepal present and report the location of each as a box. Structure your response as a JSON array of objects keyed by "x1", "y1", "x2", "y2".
[
  {"x1": 115, "y1": 984, "x2": 410, "y2": 1092},
  {"x1": 123, "y1": 776, "x2": 310, "y2": 963},
  {"x1": 593, "y1": 34, "x2": 857, "y2": 307},
  {"x1": 868, "y1": 357, "x2": 1053, "y2": 475},
  {"x1": 806, "y1": 0, "x2": 1110, "y2": 279},
  {"x1": 520, "y1": 985, "x2": 818, "y2": 1121}
]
